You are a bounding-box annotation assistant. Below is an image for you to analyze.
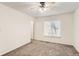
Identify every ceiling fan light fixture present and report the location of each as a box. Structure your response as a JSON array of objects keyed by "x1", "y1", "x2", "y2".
[
  {"x1": 39, "y1": 2, "x2": 56, "y2": 12},
  {"x1": 39, "y1": 2, "x2": 47, "y2": 12},
  {"x1": 40, "y1": 2, "x2": 45, "y2": 8},
  {"x1": 39, "y1": 7, "x2": 47, "y2": 13}
]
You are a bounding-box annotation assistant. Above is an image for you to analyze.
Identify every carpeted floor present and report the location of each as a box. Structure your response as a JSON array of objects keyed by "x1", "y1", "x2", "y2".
[{"x1": 3, "y1": 40, "x2": 79, "y2": 56}]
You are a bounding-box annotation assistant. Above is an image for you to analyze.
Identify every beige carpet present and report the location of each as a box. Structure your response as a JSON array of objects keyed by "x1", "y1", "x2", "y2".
[{"x1": 3, "y1": 40, "x2": 79, "y2": 56}]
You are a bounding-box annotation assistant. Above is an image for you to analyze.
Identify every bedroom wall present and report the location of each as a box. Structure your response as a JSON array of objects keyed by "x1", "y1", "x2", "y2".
[
  {"x1": 74, "y1": 8, "x2": 79, "y2": 52},
  {"x1": 0, "y1": 4, "x2": 34, "y2": 55},
  {"x1": 34, "y1": 13, "x2": 74, "y2": 45}
]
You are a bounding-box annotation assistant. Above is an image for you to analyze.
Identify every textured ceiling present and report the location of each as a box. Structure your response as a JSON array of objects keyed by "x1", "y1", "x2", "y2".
[{"x1": 1, "y1": 2, "x2": 79, "y2": 17}]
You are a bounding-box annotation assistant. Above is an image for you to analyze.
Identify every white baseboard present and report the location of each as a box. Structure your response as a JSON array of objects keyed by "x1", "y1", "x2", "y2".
[{"x1": 73, "y1": 45, "x2": 79, "y2": 52}]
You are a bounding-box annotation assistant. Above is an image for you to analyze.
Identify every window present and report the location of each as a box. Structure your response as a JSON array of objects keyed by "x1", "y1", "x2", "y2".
[{"x1": 44, "y1": 20, "x2": 61, "y2": 37}]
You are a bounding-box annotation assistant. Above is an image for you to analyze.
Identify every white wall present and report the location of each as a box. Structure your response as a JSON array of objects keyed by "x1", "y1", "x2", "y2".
[
  {"x1": 74, "y1": 8, "x2": 79, "y2": 52},
  {"x1": 0, "y1": 4, "x2": 34, "y2": 55},
  {"x1": 34, "y1": 13, "x2": 74, "y2": 45}
]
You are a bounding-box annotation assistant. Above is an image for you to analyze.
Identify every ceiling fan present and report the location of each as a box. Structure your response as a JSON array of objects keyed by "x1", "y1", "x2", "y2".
[
  {"x1": 26, "y1": 2, "x2": 60, "y2": 13},
  {"x1": 39, "y1": 2, "x2": 56, "y2": 12}
]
